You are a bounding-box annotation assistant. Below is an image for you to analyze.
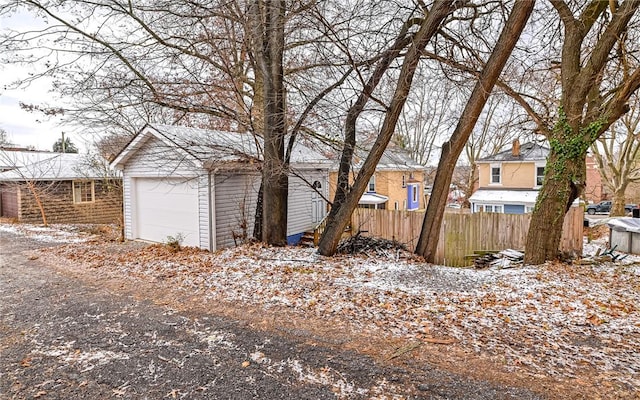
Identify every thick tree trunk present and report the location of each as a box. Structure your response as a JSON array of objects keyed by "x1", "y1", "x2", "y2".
[
  {"x1": 611, "y1": 184, "x2": 630, "y2": 216},
  {"x1": 251, "y1": 0, "x2": 288, "y2": 246},
  {"x1": 415, "y1": 1, "x2": 534, "y2": 262},
  {"x1": 524, "y1": 1, "x2": 640, "y2": 264},
  {"x1": 318, "y1": 0, "x2": 464, "y2": 256},
  {"x1": 525, "y1": 151, "x2": 586, "y2": 263}
]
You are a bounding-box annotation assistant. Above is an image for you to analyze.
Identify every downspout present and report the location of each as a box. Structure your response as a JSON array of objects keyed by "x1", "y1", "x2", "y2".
[{"x1": 208, "y1": 168, "x2": 219, "y2": 251}]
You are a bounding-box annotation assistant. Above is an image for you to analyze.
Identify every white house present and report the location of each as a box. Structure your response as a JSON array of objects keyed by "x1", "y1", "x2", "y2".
[{"x1": 110, "y1": 124, "x2": 330, "y2": 249}]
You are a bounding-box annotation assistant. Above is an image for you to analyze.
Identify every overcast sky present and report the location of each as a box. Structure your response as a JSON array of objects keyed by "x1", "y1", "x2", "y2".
[{"x1": 0, "y1": 10, "x2": 83, "y2": 152}]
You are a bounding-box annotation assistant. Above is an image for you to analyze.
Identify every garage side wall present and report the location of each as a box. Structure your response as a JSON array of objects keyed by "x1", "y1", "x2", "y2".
[
  {"x1": 214, "y1": 172, "x2": 260, "y2": 249},
  {"x1": 287, "y1": 169, "x2": 328, "y2": 243},
  {"x1": 121, "y1": 137, "x2": 210, "y2": 249}
]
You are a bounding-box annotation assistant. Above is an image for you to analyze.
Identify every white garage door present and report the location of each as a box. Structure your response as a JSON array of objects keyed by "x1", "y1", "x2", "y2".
[{"x1": 134, "y1": 178, "x2": 200, "y2": 247}]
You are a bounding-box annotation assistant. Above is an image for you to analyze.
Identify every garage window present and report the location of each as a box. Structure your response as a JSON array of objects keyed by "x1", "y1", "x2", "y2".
[{"x1": 73, "y1": 180, "x2": 95, "y2": 203}]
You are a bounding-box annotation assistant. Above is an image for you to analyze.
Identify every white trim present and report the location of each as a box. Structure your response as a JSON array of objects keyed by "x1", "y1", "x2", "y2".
[
  {"x1": 489, "y1": 163, "x2": 502, "y2": 185},
  {"x1": 534, "y1": 162, "x2": 545, "y2": 188},
  {"x1": 72, "y1": 180, "x2": 95, "y2": 204},
  {"x1": 111, "y1": 125, "x2": 204, "y2": 171}
]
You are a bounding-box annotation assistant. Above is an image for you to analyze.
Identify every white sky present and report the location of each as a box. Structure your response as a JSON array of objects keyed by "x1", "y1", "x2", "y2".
[{"x1": 0, "y1": 10, "x2": 81, "y2": 152}]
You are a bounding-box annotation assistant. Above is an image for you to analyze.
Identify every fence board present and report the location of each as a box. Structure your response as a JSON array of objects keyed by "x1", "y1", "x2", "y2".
[{"x1": 350, "y1": 207, "x2": 583, "y2": 267}]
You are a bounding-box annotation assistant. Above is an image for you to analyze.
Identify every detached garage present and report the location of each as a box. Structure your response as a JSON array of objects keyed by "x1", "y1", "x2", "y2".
[{"x1": 111, "y1": 124, "x2": 329, "y2": 250}]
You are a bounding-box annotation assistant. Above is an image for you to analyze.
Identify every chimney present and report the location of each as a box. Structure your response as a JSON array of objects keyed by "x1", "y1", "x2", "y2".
[{"x1": 512, "y1": 139, "x2": 521, "y2": 157}]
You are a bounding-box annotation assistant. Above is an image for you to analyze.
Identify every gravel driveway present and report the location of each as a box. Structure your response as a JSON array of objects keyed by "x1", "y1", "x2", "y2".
[{"x1": 0, "y1": 230, "x2": 544, "y2": 399}]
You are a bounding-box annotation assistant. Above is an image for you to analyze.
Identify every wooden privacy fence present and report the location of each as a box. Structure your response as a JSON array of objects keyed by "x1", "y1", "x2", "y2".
[{"x1": 350, "y1": 207, "x2": 584, "y2": 267}]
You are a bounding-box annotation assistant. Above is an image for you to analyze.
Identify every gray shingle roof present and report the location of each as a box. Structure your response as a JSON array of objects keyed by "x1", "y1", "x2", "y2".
[{"x1": 478, "y1": 142, "x2": 549, "y2": 162}]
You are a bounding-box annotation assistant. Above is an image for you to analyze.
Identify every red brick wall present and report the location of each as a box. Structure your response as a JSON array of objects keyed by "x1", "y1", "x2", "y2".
[
  {"x1": 17, "y1": 179, "x2": 122, "y2": 224},
  {"x1": 584, "y1": 155, "x2": 604, "y2": 203}
]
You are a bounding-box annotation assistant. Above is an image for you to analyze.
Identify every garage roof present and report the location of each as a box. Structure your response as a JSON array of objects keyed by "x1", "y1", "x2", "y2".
[{"x1": 111, "y1": 124, "x2": 331, "y2": 171}]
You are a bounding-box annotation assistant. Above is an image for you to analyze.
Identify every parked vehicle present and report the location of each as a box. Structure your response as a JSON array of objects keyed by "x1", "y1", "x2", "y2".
[{"x1": 586, "y1": 201, "x2": 638, "y2": 215}]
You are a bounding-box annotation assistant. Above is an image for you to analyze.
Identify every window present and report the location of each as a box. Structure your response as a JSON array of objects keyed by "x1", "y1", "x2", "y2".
[
  {"x1": 394, "y1": 201, "x2": 399, "y2": 210},
  {"x1": 402, "y1": 174, "x2": 406, "y2": 188},
  {"x1": 536, "y1": 166, "x2": 545, "y2": 186},
  {"x1": 490, "y1": 165, "x2": 501, "y2": 184},
  {"x1": 412, "y1": 186, "x2": 418, "y2": 203},
  {"x1": 475, "y1": 204, "x2": 503, "y2": 213},
  {"x1": 368, "y1": 175, "x2": 376, "y2": 192},
  {"x1": 73, "y1": 180, "x2": 95, "y2": 203}
]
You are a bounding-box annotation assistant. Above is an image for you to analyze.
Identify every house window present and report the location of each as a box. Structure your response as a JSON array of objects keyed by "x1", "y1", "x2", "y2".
[
  {"x1": 402, "y1": 175, "x2": 406, "y2": 188},
  {"x1": 73, "y1": 180, "x2": 95, "y2": 203},
  {"x1": 412, "y1": 186, "x2": 418, "y2": 203},
  {"x1": 368, "y1": 175, "x2": 376, "y2": 192},
  {"x1": 394, "y1": 201, "x2": 399, "y2": 210},
  {"x1": 490, "y1": 165, "x2": 501, "y2": 184},
  {"x1": 475, "y1": 204, "x2": 503, "y2": 213},
  {"x1": 525, "y1": 206, "x2": 535, "y2": 213},
  {"x1": 536, "y1": 166, "x2": 545, "y2": 186}
]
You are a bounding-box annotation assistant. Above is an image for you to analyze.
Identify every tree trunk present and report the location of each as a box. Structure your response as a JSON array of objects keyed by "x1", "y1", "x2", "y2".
[
  {"x1": 251, "y1": 0, "x2": 288, "y2": 246},
  {"x1": 415, "y1": 1, "x2": 534, "y2": 262},
  {"x1": 318, "y1": 0, "x2": 463, "y2": 256},
  {"x1": 330, "y1": 20, "x2": 416, "y2": 214},
  {"x1": 525, "y1": 1, "x2": 640, "y2": 264},
  {"x1": 611, "y1": 183, "x2": 630, "y2": 216},
  {"x1": 525, "y1": 150, "x2": 586, "y2": 263},
  {"x1": 27, "y1": 181, "x2": 48, "y2": 226},
  {"x1": 253, "y1": 182, "x2": 263, "y2": 241}
]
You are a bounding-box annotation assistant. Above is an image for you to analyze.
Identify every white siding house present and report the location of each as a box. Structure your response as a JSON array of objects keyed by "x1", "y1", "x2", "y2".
[{"x1": 111, "y1": 124, "x2": 329, "y2": 250}]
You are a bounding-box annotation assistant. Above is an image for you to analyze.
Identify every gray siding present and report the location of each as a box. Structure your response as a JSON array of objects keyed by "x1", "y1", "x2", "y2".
[
  {"x1": 287, "y1": 170, "x2": 328, "y2": 236},
  {"x1": 198, "y1": 174, "x2": 211, "y2": 250},
  {"x1": 214, "y1": 172, "x2": 260, "y2": 249}
]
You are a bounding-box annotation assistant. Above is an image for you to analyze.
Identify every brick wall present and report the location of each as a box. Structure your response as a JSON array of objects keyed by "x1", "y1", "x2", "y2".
[
  {"x1": 17, "y1": 179, "x2": 123, "y2": 224},
  {"x1": 0, "y1": 184, "x2": 19, "y2": 218}
]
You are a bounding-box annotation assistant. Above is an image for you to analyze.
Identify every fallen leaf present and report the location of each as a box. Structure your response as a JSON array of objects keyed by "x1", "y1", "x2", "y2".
[{"x1": 241, "y1": 360, "x2": 250, "y2": 368}]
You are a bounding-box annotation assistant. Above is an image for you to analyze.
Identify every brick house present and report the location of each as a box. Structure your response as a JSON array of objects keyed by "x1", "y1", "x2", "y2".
[
  {"x1": 0, "y1": 150, "x2": 122, "y2": 224},
  {"x1": 584, "y1": 153, "x2": 606, "y2": 203},
  {"x1": 329, "y1": 146, "x2": 425, "y2": 211}
]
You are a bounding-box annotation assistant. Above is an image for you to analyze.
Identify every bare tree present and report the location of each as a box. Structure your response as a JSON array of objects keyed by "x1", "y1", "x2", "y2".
[
  {"x1": 415, "y1": 1, "x2": 534, "y2": 262},
  {"x1": 461, "y1": 94, "x2": 528, "y2": 205},
  {"x1": 318, "y1": 0, "x2": 466, "y2": 256},
  {"x1": 591, "y1": 94, "x2": 640, "y2": 215},
  {"x1": 0, "y1": 151, "x2": 67, "y2": 225},
  {"x1": 524, "y1": 1, "x2": 640, "y2": 264}
]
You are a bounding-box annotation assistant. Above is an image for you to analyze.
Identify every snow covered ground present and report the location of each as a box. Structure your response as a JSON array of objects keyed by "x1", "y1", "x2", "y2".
[{"x1": 3, "y1": 222, "x2": 639, "y2": 394}]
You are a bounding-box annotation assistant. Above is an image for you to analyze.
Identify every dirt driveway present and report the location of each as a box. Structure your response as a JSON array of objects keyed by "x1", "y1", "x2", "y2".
[{"x1": 0, "y1": 230, "x2": 547, "y2": 399}]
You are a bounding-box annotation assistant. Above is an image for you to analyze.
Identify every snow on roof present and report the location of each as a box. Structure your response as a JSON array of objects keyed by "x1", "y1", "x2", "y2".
[
  {"x1": 134, "y1": 124, "x2": 330, "y2": 167},
  {"x1": 469, "y1": 189, "x2": 539, "y2": 204},
  {"x1": 359, "y1": 192, "x2": 389, "y2": 205},
  {"x1": 478, "y1": 141, "x2": 549, "y2": 163},
  {"x1": 0, "y1": 151, "x2": 112, "y2": 181},
  {"x1": 607, "y1": 217, "x2": 640, "y2": 233}
]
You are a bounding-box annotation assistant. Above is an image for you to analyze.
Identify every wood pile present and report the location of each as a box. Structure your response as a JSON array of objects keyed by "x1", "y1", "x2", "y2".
[
  {"x1": 473, "y1": 249, "x2": 524, "y2": 269},
  {"x1": 337, "y1": 232, "x2": 407, "y2": 257}
]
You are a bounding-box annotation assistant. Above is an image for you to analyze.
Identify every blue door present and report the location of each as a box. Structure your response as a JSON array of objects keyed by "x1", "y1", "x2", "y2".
[{"x1": 407, "y1": 183, "x2": 420, "y2": 210}]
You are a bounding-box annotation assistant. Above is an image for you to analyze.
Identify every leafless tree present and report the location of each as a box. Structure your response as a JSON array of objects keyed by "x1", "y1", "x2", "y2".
[
  {"x1": 415, "y1": 1, "x2": 534, "y2": 262},
  {"x1": 524, "y1": 1, "x2": 640, "y2": 264},
  {"x1": 318, "y1": 0, "x2": 467, "y2": 256},
  {"x1": 591, "y1": 93, "x2": 640, "y2": 215}
]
